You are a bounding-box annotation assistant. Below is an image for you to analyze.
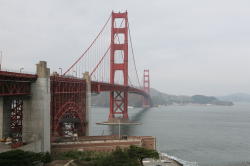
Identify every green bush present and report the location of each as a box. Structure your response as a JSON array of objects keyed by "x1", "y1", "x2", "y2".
[
  {"x1": 41, "y1": 152, "x2": 52, "y2": 163},
  {"x1": 127, "y1": 145, "x2": 159, "y2": 166},
  {"x1": 93, "y1": 147, "x2": 140, "y2": 166},
  {"x1": 52, "y1": 146, "x2": 159, "y2": 166},
  {"x1": 0, "y1": 150, "x2": 52, "y2": 166}
]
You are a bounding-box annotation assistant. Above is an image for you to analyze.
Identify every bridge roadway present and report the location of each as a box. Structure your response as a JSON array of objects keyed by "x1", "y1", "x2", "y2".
[
  {"x1": 91, "y1": 81, "x2": 149, "y2": 97},
  {"x1": 0, "y1": 71, "x2": 149, "y2": 98}
]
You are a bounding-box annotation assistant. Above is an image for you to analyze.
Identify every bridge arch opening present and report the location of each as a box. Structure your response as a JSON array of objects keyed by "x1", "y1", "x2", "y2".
[
  {"x1": 54, "y1": 102, "x2": 86, "y2": 137},
  {"x1": 58, "y1": 111, "x2": 83, "y2": 137}
]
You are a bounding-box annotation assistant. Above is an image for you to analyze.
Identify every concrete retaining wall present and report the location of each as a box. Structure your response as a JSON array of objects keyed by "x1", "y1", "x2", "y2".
[{"x1": 51, "y1": 135, "x2": 156, "y2": 153}]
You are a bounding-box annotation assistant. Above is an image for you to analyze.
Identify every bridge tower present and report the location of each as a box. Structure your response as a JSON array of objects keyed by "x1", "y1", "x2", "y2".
[
  {"x1": 143, "y1": 69, "x2": 150, "y2": 107},
  {"x1": 109, "y1": 11, "x2": 129, "y2": 120}
]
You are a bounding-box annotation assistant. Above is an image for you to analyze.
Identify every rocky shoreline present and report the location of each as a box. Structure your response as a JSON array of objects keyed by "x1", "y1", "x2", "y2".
[{"x1": 143, "y1": 153, "x2": 184, "y2": 166}]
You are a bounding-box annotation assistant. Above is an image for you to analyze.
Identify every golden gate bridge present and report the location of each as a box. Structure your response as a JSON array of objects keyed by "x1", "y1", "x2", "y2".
[{"x1": 0, "y1": 11, "x2": 151, "y2": 150}]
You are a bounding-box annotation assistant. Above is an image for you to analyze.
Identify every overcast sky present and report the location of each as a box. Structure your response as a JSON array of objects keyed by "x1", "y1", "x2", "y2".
[{"x1": 0, "y1": 0, "x2": 250, "y2": 96}]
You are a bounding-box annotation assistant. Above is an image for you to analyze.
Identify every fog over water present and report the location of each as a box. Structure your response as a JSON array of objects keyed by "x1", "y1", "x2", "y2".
[{"x1": 92, "y1": 103, "x2": 250, "y2": 166}]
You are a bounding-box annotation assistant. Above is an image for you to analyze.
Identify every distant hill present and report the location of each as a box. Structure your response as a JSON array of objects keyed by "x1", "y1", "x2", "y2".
[
  {"x1": 218, "y1": 93, "x2": 250, "y2": 102},
  {"x1": 91, "y1": 88, "x2": 233, "y2": 107},
  {"x1": 150, "y1": 88, "x2": 233, "y2": 106}
]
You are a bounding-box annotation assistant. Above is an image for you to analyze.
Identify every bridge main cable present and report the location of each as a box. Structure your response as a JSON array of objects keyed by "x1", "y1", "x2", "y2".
[
  {"x1": 63, "y1": 14, "x2": 112, "y2": 76},
  {"x1": 128, "y1": 23, "x2": 142, "y2": 88},
  {"x1": 89, "y1": 17, "x2": 126, "y2": 81}
]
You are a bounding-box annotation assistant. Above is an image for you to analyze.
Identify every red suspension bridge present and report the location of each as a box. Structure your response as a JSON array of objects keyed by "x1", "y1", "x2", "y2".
[
  {"x1": 62, "y1": 11, "x2": 151, "y2": 120},
  {"x1": 0, "y1": 11, "x2": 151, "y2": 150}
]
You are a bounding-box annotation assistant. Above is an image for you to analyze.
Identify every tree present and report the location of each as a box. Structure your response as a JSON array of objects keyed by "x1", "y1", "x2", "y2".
[
  {"x1": 94, "y1": 147, "x2": 139, "y2": 166},
  {"x1": 127, "y1": 145, "x2": 159, "y2": 166}
]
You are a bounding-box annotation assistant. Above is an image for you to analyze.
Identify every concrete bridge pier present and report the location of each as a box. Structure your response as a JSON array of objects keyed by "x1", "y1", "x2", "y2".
[
  {"x1": 83, "y1": 72, "x2": 91, "y2": 136},
  {"x1": 22, "y1": 61, "x2": 51, "y2": 152}
]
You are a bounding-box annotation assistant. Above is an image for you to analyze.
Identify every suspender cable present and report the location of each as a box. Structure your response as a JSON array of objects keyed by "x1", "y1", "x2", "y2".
[{"x1": 63, "y1": 14, "x2": 112, "y2": 76}]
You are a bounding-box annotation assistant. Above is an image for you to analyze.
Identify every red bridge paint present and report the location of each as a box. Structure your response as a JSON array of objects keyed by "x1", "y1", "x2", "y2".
[
  {"x1": 143, "y1": 70, "x2": 150, "y2": 107},
  {"x1": 0, "y1": 71, "x2": 36, "y2": 96},
  {"x1": 109, "y1": 11, "x2": 129, "y2": 120},
  {"x1": 0, "y1": 71, "x2": 37, "y2": 143},
  {"x1": 50, "y1": 76, "x2": 87, "y2": 137}
]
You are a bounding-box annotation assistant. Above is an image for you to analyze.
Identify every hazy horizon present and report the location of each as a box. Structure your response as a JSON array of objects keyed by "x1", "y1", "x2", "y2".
[{"x1": 0, "y1": 0, "x2": 250, "y2": 96}]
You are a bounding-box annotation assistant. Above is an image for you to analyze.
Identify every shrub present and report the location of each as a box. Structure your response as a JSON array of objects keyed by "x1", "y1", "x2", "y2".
[{"x1": 0, "y1": 150, "x2": 52, "y2": 166}]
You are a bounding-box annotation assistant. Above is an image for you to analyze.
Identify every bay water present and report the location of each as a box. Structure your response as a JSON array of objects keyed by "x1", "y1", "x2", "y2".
[{"x1": 91, "y1": 103, "x2": 250, "y2": 166}]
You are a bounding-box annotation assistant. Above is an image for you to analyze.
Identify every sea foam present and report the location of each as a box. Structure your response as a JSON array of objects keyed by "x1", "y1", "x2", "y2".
[{"x1": 161, "y1": 153, "x2": 199, "y2": 166}]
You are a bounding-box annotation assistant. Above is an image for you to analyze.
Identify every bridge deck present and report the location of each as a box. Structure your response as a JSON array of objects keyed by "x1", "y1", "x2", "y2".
[
  {"x1": 91, "y1": 81, "x2": 149, "y2": 97},
  {"x1": 0, "y1": 71, "x2": 37, "y2": 96},
  {"x1": 0, "y1": 71, "x2": 37, "y2": 80}
]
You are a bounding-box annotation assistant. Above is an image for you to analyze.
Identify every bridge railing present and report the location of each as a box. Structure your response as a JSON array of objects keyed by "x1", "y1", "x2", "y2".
[{"x1": 0, "y1": 67, "x2": 36, "y2": 75}]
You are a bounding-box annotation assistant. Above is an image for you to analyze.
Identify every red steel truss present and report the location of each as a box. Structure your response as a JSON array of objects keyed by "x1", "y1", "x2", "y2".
[
  {"x1": 10, "y1": 98, "x2": 23, "y2": 143},
  {"x1": 0, "y1": 71, "x2": 36, "y2": 96},
  {"x1": 143, "y1": 69, "x2": 150, "y2": 107},
  {"x1": 109, "y1": 12, "x2": 129, "y2": 120},
  {"x1": 0, "y1": 71, "x2": 36, "y2": 147},
  {"x1": 50, "y1": 76, "x2": 87, "y2": 137}
]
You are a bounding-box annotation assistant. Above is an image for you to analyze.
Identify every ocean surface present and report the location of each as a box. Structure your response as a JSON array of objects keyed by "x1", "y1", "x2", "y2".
[{"x1": 91, "y1": 103, "x2": 250, "y2": 166}]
